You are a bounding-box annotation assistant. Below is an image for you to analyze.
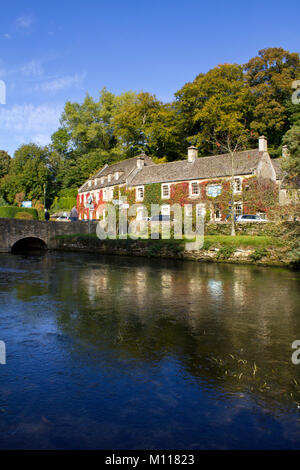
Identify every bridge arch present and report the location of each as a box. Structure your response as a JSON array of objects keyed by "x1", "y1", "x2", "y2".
[{"x1": 11, "y1": 236, "x2": 48, "y2": 253}]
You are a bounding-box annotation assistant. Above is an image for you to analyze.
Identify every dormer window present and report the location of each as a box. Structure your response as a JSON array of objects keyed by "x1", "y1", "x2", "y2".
[
  {"x1": 101, "y1": 177, "x2": 105, "y2": 184},
  {"x1": 94, "y1": 178, "x2": 98, "y2": 186},
  {"x1": 108, "y1": 174, "x2": 111, "y2": 182},
  {"x1": 115, "y1": 172, "x2": 119, "y2": 180},
  {"x1": 88, "y1": 181, "x2": 91, "y2": 187}
]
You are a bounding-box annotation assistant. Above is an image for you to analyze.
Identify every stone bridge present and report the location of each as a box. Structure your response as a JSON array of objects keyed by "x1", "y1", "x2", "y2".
[{"x1": 0, "y1": 218, "x2": 98, "y2": 252}]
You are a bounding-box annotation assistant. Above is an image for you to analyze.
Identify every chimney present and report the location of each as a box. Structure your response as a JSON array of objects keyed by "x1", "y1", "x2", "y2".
[
  {"x1": 137, "y1": 156, "x2": 144, "y2": 170},
  {"x1": 259, "y1": 135, "x2": 268, "y2": 152},
  {"x1": 282, "y1": 145, "x2": 289, "y2": 158},
  {"x1": 188, "y1": 146, "x2": 198, "y2": 163}
]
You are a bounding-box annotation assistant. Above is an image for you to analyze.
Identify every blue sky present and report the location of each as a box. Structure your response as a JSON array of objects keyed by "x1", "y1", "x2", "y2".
[{"x1": 0, "y1": 0, "x2": 299, "y2": 156}]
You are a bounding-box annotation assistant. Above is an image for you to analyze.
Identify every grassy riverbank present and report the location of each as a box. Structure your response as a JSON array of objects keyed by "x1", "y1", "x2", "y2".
[{"x1": 55, "y1": 231, "x2": 298, "y2": 267}]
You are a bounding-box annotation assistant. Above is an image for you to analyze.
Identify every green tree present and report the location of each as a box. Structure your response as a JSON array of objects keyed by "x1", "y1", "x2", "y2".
[
  {"x1": 0, "y1": 150, "x2": 11, "y2": 178},
  {"x1": 244, "y1": 47, "x2": 300, "y2": 153},
  {"x1": 0, "y1": 143, "x2": 58, "y2": 206},
  {"x1": 282, "y1": 123, "x2": 300, "y2": 185},
  {"x1": 175, "y1": 64, "x2": 253, "y2": 155}
]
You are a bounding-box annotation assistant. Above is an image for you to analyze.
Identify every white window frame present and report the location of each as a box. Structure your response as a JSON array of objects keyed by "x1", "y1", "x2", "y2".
[
  {"x1": 215, "y1": 208, "x2": 222, "y2": 221},
  {"x1": 233, "y1": 177, "x2": 242, "y2": 193},
  {"x1": 115, "y1": 172, "x2": 119, "y2": 180},
  {"x1": 101, "y1": 177, "x2": 105, "y2": 184},
  {"x1": 88, "y1": 180, "x2": 92, "y2": 187},
  {"x1": 107, "y1": 174, "x2": 111, "y2": 182},
  {"x1": 161, "y1": 204, "x2": 170, "y2": 216},
  {"x1": 189, "y1": 180, "x2": 200, "y2": 197},
  {"x1": 161, "y1": 183, "x2": 170, "y2": 199},
  {"x1": 234, "y1": 202, "x2": 243, "y2": 217},
  {"x1": 136, "y1": 186, "x2": 144, "y2": 202}
]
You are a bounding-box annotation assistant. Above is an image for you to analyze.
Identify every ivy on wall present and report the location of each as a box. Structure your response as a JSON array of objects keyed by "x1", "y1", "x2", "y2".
[{"x1": 77, "y1": 176, "x2": 279, "y2": 221}]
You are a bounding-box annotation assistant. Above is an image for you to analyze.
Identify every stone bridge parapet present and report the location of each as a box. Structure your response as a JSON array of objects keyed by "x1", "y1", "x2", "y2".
[{"x1": 0, "y1": 218, "x2": 98, "y2": 252}]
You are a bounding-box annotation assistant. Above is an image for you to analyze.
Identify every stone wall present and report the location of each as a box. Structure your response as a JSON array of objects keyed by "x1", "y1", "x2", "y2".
[{"x1": 0, "y1": 218, "x2": 98, "y2": 252}]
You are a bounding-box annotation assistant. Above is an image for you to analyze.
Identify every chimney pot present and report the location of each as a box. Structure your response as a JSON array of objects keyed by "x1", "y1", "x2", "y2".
[
  {"x1": 282, "y1": 145, "x2": 289, "y2": 158},
  {"x1": 137, "y1": 156, "x2": 145, "y2": 169},
  {"x1": 259, "y1": 135, "x2": 268, "y2": 152},
  {"x1": 188, "y1": 146, "x2": 198, "y2": 163}
]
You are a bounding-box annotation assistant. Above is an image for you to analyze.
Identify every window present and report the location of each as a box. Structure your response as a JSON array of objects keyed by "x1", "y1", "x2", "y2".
[
  {"x1": 234, "y1": 177, "x2": 242, "y2": 192},
  {"x1": 101, "y1": 177, "x2": 105, "y2": 184},
  {"x1": 94, "y1": 179, "x2": 98, "y2": 186},
  {"x1": 234, "y1": 203, "x2": 243, "y2": 217},
  {"x1": 215, "y1": 208, "x2": 221, "y2": 221},
  {"x1": 115, "y1": 172, "x2": 119, "y2": 180},
  {"x1": 161, "y1": 204, "x2": 170, "y2": 216},
  {"x1": 161, "y1": 184, "x2": 170, "y2": 199},
  {"x1": 136, "y1": 186, "x2": 144, "y2": 201},
  {"x1": 88, "y1": 180, "x2": 91, "y2": 187},
  {"x1": 190, "y1": 181, "x2": 199, "y2": 196},
  {"x1": 107, "y1": 174, "x2": 111, "y2": 182}
]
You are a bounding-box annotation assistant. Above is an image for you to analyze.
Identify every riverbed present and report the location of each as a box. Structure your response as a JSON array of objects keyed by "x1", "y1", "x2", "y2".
[{"x1": 0, "y1": 252, "x2": 300, "y2": 449}]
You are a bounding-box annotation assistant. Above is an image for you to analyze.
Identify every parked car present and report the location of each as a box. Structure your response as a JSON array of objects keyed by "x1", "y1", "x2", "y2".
[
  {"x1": 55, "y1": 215, "x2": 71, "y2": 222},
  {"x1": 150, "y1": 215, "x2": 171, "y2": 222},
  {"x1": 236, "y1": 214, "x2": 268, "y2": 223}
]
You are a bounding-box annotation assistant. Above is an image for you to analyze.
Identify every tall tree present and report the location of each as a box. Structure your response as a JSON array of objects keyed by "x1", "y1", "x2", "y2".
[
  {"x1": 175, "y1": 64, "x2": 253, "y2": 155},
  {"x1": 282, "y1": 123, "x2": 300, "y2": 186},
  {"x1": 0, "y1": 150, "x2": 11, "y2": 178},
  {"x1": 1, "y1": 144, "x2": 57, "y2": 205},
  {"x1": 244, "y1": 47, "x2": 300, "y2": 152}
]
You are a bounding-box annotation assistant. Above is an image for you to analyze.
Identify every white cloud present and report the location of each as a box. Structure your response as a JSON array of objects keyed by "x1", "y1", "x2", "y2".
[
  {"x1": 0, "y1": 104, "x2": 62, "y2": 154},
  {"x1": 39, "y1": 73, "x2": 85, "y2": 92},
  {"x1": 20, "y1": 60, "x2": 44, "y2": 77},
  {"x1": 15, "y1": 15, "x2": 34, "y2": 30},
  {"x1": 0, "y1": 104, "x2": 61, "y2": 132}
]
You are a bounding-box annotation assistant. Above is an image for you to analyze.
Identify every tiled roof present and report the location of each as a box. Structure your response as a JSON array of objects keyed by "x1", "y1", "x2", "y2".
[
  {"x1": 78, "y1": 154, "x2": 154, "y2": 193},
  {"x1": 130, "y1": 150, "x2": 262, "y2": 186}
]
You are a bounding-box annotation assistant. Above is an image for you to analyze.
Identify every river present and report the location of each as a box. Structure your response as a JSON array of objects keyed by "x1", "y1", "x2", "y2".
[{"x1": 0, "y1": 252, "x2": 300, "y2": 449}]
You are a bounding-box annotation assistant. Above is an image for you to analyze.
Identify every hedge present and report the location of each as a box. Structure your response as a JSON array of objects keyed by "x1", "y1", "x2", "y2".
[{"x1": 0, "y1": 206, "x2": 38, "y2": 220}]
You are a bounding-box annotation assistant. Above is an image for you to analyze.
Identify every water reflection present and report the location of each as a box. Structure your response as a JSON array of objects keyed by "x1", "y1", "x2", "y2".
[{"x1": 0, "y1": 253, "x2": 300, "y2": 449}]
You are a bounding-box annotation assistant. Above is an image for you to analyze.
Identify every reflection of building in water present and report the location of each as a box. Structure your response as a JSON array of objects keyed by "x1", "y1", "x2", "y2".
[{"x1": 80, "y1": 267, "x2": 109, "y2": 303}]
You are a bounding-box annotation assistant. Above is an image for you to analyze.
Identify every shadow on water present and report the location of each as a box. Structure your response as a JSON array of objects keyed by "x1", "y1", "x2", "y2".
[{"x1": 11, "y1": 237, "x2": 47, "y2": 255}]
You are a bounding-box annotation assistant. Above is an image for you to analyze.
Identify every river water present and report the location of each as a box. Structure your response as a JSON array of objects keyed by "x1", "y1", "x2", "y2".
[{"x1": 0, "y1": 252, "x2": 300, "y2": 449}]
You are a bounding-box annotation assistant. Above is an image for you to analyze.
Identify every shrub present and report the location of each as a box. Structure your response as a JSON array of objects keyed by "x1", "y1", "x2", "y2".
[
  {"x1": 250, "y1": 248, "x2": 268, "y2": 261},
  {"x1": 15, "y1": 212, "x2": 34, "y2": 220},
  {"x1": 0, "y1": 206, "x2": 38, "y2": 220},
  {"x1": 217, "y1": 246, "x2": 235, "y2": 259}
]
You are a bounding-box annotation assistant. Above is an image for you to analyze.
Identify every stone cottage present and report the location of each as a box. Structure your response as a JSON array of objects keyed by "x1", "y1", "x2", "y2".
[{"x1": 77, "y1": 136, "x2": 282, "y2": 221}]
